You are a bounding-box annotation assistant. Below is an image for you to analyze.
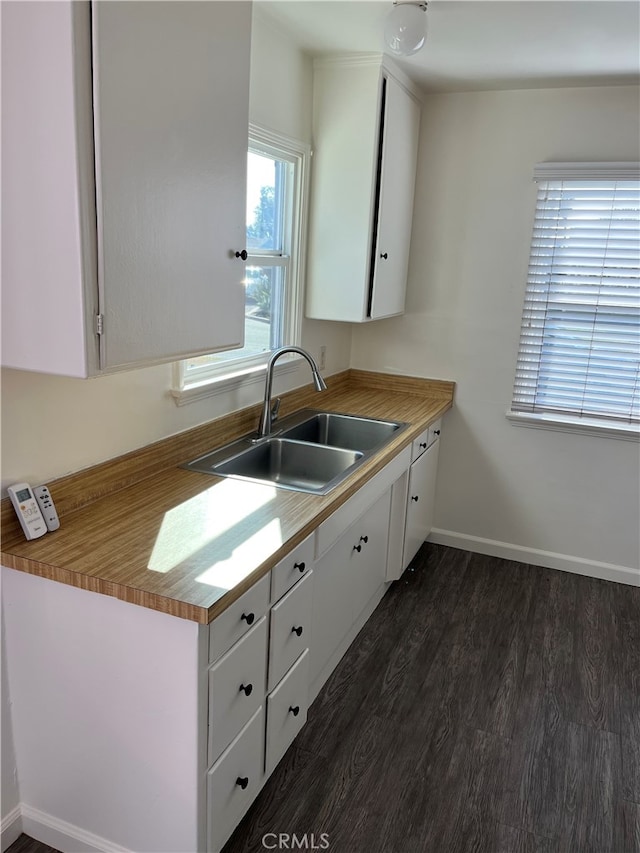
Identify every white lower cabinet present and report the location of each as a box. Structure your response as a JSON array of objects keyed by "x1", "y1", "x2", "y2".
[
  {"x1": 403, "y1": 438, "x2": 440, "y2": 571},
  {"x1": 268, "y1": 570, "x2": 313, "y2": 690},
  {"x1": 310, "y1": 488, "x2": 391, "y2": 689},
  {"x1": 207, "y1": 706, "x2": 265, "y2": 853},
  {"x1": 265, "y1": 650, "x2": 310, "y2": 777},
  {"x1": 205, "y1": 431, "x2": 443, "y2": 850},
  {"x1": 208, "y1": 616, "x2": 268, "y2": 766}
]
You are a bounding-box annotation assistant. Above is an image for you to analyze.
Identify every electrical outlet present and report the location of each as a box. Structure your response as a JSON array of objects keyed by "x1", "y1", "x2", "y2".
[{"x1": 319, "y1": 345, "x2": 326, "y2": 370}]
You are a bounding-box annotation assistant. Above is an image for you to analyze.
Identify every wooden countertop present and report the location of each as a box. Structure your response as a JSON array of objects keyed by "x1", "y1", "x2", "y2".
[{"x1": 0, "y1": 370, "x2": 454, "y2": 623}]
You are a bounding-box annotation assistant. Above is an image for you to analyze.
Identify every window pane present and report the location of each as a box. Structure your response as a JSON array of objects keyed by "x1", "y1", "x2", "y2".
[{"x1": 246, "y1": 152, "x2": 286, "y2": 252}]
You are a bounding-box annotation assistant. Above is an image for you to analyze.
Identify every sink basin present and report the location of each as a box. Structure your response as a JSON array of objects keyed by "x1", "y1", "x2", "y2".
[
  {"x1": 279, "y1": 411, "x2": 404, "y2": 452},
  {"x1": 181, "y1": 409, "x2": 408, "y2": 495},
  {"x1": 186, "y1": 438, "x2": 363, "y2": 495}
]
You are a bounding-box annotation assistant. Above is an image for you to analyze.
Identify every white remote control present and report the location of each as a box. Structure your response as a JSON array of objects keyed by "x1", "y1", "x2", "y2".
[
  {"x1": 33, "y1": 485, "x2": 61, "y2": 532},
  {"x1": 7, "y1": 483, "x2": 48, "y2": 540}
]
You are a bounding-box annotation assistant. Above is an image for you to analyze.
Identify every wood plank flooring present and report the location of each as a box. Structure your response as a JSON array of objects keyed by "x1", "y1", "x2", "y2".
[
  {"x1": 224, "y1": 545, "x2": 639, "y2": 853},
  {"x1": 6, "y1": 545, "x2": 639, "y2": 853}
]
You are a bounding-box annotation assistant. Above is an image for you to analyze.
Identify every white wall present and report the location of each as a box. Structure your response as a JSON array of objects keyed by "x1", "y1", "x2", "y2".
[
  {"x1": 0, "y1": 8, "x2": 352, "y2": 493},
  {"x1": 352, "y1": 84, "x2": 640, "y2": 576}
]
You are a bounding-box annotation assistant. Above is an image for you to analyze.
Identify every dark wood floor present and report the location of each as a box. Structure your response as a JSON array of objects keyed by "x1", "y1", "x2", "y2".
[
  {"x1": 224, "y1": 545, "x2": 639, "y2": 853},
  {"x1": 8, "y1": 545, "x2": 640, "y2": 853}
]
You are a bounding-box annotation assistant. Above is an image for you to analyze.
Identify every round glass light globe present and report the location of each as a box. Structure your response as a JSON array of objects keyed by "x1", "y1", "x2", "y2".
[{"x1": 384, "y1": 4, "x2": 427, "y2": 56}]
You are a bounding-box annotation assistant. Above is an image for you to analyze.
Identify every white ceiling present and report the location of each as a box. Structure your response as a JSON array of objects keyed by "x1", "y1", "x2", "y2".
[{"x1": 256, "y1": 0, "x2": 640, "y2": 92}]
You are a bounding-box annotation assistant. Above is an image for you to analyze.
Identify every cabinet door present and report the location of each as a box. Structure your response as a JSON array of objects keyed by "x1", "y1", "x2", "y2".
[
  {"x1": 350, "y1": 489, "x2": 391, "y2": 617},
  {"x1": 93, "y1": 1, "x2": 250, "y2": 370},
  {"x1": 310, "y1": 488, "x2": 391, "y2": 687},
  {"x1": 310, "y1": 525, "x2": 355, "y2": 686},
  {"x1": 403, "y1": 440, "x2": 440, "y2": 571},
  {"x1": 369, "y1": 75, "x2": 421, "y2": 320}
]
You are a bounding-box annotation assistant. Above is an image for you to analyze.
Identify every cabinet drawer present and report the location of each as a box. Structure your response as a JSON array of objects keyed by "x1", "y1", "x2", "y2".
[
  {"x1": 209, "y1": 573, "x2": 270, "y2": 663},
  {"x1": 268, "y1": 570, "x2": 313, "y2": 691},
  {"x1": 270, "y1": 534, "x2": 314, "y2": 604},
  {"x1": 207, "y1": 706, "x2": 264, "y2": 853},
  {"x1": 265, "y1": 650, "x2": 309, "y2": 777},
  {"x1": 316, "y1": 445, "x2": 410, "y2": 558},
  {"x1": 208, "y1": 616, "x2": 267, "y2": 765},
  {"x1": 411, "y1": 426, "x2": 430, "y2": 461}
]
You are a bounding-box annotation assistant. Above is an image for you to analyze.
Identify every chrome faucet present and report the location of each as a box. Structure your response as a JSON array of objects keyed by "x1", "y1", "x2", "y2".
[{"x1": 256, "y1": 346, "x2": 327, "y2": 440}]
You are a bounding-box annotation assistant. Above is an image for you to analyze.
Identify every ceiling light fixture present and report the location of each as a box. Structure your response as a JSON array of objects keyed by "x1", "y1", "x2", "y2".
[{"x1": 384, "y1": 1, "x2": 428, "y2": 57}]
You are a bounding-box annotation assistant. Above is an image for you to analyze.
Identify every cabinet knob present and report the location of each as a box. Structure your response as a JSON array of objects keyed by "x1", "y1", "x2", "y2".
[
  {"x1": 359, "y1": 535, "x2": 368, "y2": 544},
  {"x1": 239, "y1": 683, "x2": 253, "y2": 696},
  {"x1": 434, "y1": 429, "x2": 441, "y2": 436},
  {"x1": 380, "y1": 252, "x2": 388, "y2": 260},
  {"x1": 291, "y1": 625, "x2": 303, "y2": 637},
  {"x1": 411, "y1": 495, "x2": 419, "y2": 502},
  {"x1": 420, "y1": 442, "x2": 427, "y2": 449},
  {"x1": 235, "y1": 776, "x2": 249, "y2": 790},
  {"x1": 234, "y1": 249, "x2": 248, "y2": 260},
  {"x1": 353, "y1": 544, "x2": 362, "y2": 553},
  {"x1": 241, "y1": 612, "x2": 255, "y2": 625},
  {"x1": 289, "y1": 705, "x2": 300, "y2": 717},
  {"x1": 293, "y1": 561, "x2": 306, "y2": 573}
]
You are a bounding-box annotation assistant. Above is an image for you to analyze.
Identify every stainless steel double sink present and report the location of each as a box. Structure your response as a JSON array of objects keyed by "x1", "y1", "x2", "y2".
[{"x1": 181, "y1": 410, "x2": 409, "y2": 495}]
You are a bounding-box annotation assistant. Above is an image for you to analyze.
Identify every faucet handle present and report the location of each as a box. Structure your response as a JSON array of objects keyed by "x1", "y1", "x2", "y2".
[{"x1": 271, "y1": 397, "x2": 281, "y2": 422}]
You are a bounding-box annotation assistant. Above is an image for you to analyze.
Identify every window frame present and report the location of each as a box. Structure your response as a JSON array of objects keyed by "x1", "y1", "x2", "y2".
[
  {"x1": 172, "y1": 125, "x2": 310, "y2": 404},
  {"x1": 507, "y1": 161, "x2": 640, "y2": 440}
]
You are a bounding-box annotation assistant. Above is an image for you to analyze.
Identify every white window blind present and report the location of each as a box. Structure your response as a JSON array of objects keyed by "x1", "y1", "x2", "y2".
[{"x1": 511, "y1": 162, "x2": 640, "y2": 426}]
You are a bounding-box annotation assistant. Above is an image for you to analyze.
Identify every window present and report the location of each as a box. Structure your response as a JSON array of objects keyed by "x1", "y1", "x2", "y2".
[
  {"x1": 509, "y1": 162, "x2": 640, "y2": 436},
  {"x1": 174, "y1": 126, "x2": 309, "y2": 400}
]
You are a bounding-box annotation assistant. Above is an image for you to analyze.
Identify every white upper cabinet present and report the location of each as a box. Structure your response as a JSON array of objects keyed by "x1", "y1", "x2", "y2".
[
  {"x1": 305, "y1": 57, "x2": 421, "y2": 324},
  {"x1": 1, "y1": 1, "x2": 251, "y2": 377}
]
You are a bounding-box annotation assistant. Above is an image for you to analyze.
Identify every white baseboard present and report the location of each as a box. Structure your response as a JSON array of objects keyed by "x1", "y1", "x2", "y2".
[
  {"x1": 18, "y1": 804, "x2": 132, "y2": 853},
  {"x1": 1, "y1": 806, "x2": 22, "y2": 852},
  {"x1": 428, "y1": 529, "x2": 640, "y2": 587}
]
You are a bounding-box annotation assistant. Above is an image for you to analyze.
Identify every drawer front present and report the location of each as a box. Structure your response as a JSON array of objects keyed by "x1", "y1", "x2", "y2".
[
  {"x1": 209, "y1": 573, "x2": 270, "y2": 663},
  {"x1": 270, "y1": 534, "x2": 314, "y2": 604},
  {"x1": 207, "y1": 706, "x2": 264, "y2": 853},
  {"x1": 208, "y1": 616, "x2": 267, "y2": 765},
  {"x1": 411, "y1": 426, "x2": 430, "y2": 461},
  {"x1": 428, "y1": 418, "x2": 442, "y2": 447},
  {"x1": 268, "y1": 570, "x2": 313, "y2": 691},
  {"x1": 265, "y1": 650, "x2": 309, "y2": 777}
]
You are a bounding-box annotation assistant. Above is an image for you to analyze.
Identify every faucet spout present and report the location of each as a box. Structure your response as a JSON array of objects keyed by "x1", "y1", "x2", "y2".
[{"x1": 256, "y1": 346, "x2": 327, "y2": 440}]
